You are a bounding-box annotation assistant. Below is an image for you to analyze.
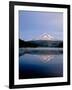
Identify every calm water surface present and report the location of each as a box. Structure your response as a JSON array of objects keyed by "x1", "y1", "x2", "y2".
[{"x1": 19, "y1": 48, "x2": 63, "y2": 79}]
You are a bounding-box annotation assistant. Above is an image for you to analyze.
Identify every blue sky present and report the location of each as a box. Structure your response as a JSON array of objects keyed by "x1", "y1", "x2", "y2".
[{"x1": 19, "y1": 11, "x2": 63, "y2": 41}]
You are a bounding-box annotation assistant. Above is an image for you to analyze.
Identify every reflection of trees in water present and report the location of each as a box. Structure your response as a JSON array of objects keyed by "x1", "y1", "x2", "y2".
[
  {"x1": 19, "y1": 48, "x2": 62, "y2": 63},
  {"x1": 37, "y1": 55, "x2": 55, "y2": 63}
]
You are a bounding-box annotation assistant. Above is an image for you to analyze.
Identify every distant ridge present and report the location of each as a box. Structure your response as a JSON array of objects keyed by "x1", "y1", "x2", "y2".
[{"x1": 19, "y1": 39, "x2": 63, "y2": 48}]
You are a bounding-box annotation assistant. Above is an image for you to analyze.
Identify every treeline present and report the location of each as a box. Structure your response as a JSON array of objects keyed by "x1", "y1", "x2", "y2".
[
  {"x1": 19, "y1": 39, "x2": 63, "y2": 48},
  {"x1": 19, "y1": 39, "x2": 38, "y2": 48}
]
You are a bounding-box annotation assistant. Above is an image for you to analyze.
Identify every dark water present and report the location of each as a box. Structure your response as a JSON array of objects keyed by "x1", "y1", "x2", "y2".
[{"x1": 19, "y1": 48, "x2": 63, "y2": 79}]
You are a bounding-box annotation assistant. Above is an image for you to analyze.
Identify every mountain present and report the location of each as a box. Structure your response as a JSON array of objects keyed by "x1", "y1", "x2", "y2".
[
  {"x1": 37, "y1": 33, "x2": 54, "y2": 40},
  {"x1": 19, "y1": 33, "x2": 63, "y2": 48}
]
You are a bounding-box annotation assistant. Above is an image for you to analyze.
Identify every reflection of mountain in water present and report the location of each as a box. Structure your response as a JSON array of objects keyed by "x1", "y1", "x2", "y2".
[
  {"x1": 36, "y1": 54, "x2": 55, "y2": 63},
  {"x1": 19, "y1": 48, "x2": 63, "y2": 63}
]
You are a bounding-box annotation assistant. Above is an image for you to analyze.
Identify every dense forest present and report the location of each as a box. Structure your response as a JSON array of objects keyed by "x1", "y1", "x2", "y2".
[{"x1": 19, "y1": 39, "x2": 63, "y2": 48}]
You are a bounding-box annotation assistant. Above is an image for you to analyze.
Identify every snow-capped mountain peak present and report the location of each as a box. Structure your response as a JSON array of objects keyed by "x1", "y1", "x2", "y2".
[{"x1": 38, "y1": 33, "x2": 54, "y2": 40}]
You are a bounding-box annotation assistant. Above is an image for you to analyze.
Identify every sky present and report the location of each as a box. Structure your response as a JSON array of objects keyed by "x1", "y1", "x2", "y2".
[{"x1": 19, "y1": 10, "x2": 63, "y2": 41}]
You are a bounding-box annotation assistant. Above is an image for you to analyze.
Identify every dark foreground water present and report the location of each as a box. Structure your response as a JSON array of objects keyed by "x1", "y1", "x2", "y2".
[{"x1": 19, "y1": 48, "x2": 63, "y2": 79}]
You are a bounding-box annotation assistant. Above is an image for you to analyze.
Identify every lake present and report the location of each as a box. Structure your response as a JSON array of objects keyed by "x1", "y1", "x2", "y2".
[{"x1": 19, "y1": 48, "x2": 63, "y2": 79}]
